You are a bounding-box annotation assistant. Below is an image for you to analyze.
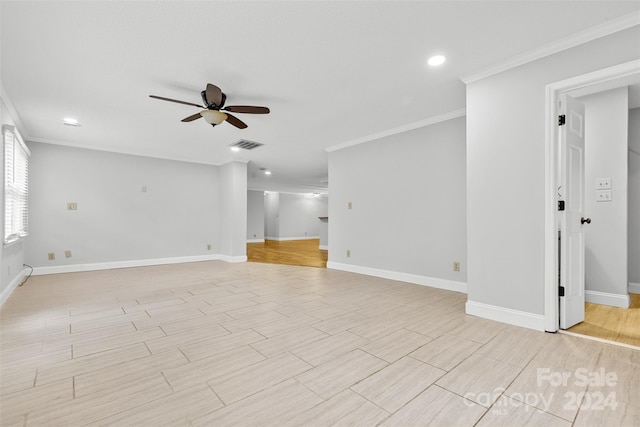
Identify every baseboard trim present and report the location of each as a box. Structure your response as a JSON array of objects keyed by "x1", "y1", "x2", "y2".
[
  {"x1": 327, "y1": 261, "x2": 467, "y2": 294},
  {"x1": 247, "y1": 239, "x2": 265, "y2": 243},
  {"x1": 0, "y1": 267, "x2": 29, "y2": 307},
  {"x1": 31, "y1": 254, "x2": 242, "y2": 276},
  {"x1": 629, "y1": 282, "x2": 640, "y2": 295},
  {"x1": 217, "y1": 255, "x2": 248, "y2": 263},
  {"x1": 319, "y1": 245, "x2": 329, "y2": 251},
  {"x1": 465, "y1": 300, "x2": 545, "y2": 331},
  {"x1": 585, "y1": 290, "x2": 630, "y2": 308},
  {"x1": 265, "y1": 236, "x2": 320, "y2": 241}
]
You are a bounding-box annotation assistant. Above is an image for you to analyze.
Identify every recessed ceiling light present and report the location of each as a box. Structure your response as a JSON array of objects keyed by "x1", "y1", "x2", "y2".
[
  {"x1": 264, "y1": 170, "x2": 272, "y2": 175},
  {"x1": 230, "y1": 146, "x2": 240, "y2": 152},
  {"x1": 63, "y1": 117, "x2": 81, "y2": 127},
  {"x1": 427, "y1": 55, "x2": 446, "y2": 67}
]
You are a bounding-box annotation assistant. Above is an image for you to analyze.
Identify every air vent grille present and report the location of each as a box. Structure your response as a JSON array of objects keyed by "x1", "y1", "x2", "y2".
[{"x1": 230, "y1": 139, "x2": 264, "y2": 150}]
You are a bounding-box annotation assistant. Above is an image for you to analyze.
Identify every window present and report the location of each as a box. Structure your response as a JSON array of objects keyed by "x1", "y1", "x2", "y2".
[{"x1": 3, "y1": 125, "x2": 30, "y2": 244}]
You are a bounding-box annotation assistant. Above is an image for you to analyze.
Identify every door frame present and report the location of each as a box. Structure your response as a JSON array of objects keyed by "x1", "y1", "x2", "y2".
[{"x1": 543, "y1": 59, "x2": 640, "y2": 332}]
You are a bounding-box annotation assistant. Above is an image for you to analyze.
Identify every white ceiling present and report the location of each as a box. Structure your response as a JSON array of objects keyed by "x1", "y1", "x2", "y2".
[{"x1": 2, "y1": 1, "x2": 639, "y2": 193}]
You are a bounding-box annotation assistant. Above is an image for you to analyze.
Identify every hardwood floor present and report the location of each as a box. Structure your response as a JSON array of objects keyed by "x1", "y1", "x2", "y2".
[
  {"x1": 1, "y1": 261, "x2": 638, "y2": 426},
  {"x1": 568, "y1": 293, "x2": 640, "y2": 347},
  {"x1": 247, "y1": 239, "x2": 327, "y2": 268}
]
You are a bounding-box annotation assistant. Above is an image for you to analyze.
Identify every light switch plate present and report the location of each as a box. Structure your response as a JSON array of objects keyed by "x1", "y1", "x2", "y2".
[{"x1": 596, "y1": 190, "x2": 612, "y2": 202}]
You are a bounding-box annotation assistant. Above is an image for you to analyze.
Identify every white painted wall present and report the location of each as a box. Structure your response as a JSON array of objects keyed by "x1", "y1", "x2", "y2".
[
  {"x1": 264, "y1": 191, "x2": 279, "y2": 239},
  {"x1": 629, "y1": 107, "x2": 640, "y2": 286},
  {"x1": 247, "y1": 190, "x2": 265, "y2": 241},
  {"x1": 25, "y1": 142, "x2": 221, "y2": 268},
  {"x1": 329, "y1": 116, "x2": 466, "y2": 285},
  {"x1": 1, "y1": 94, "x2": 27, "y2": 304},
  {"x1": 578, "y1": 87, "x2": 628, "y2": 304},
  {"x1": 319, "y1": 217, "x2": 328, "y2": 249},
  {"x1": 278, "y1": 193, "x2": 327, "y2": 239},
  {"x1": 466, "y1": 27, "x2": 639, "y2": 319},
  {"x1": 264, "y1": 192, "x2": 327, "y2": 241},
  {"x1": 219, "y1": 161, "x2": 247, "y2": 259}
]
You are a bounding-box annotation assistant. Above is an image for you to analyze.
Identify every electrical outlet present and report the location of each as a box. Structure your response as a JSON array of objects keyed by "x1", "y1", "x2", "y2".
[
  {"x1": 253, "y1": 234, "x2": 256, "y2": 238},
  {"x1": 48, "y1": 252, "x2": 55, "y2": 261},
  {"x1": 595, "y1": 177, "x2": 611, "y2": 190},
  {"x1": 65, "y1": 250, "x2": 72, "y2": 258},
  {"x1": 142, "y1": 186, "x2": 147, "y2": 193},
  {"x1": 453, "y1": 261, "x2": 461, "y2": 272},
  {"x1": 348, "y1": 202, "x2": 352, "y2": 210},
  {"x1": 596, "y1": 190, "x2": 612, "y2": 202},
  {"x1": 67, "y1": 202, "x2": 77, "y2": 210},
  {"x1": 347, "y1": 249, "x2": 351, "y2": 258},
  {"x1": 207, "y1": 244, "x2": 211, "y2": 251}
]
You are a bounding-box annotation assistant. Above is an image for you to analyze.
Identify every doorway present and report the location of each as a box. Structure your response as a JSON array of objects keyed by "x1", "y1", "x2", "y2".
[{"x1": 543, "y1": 60, "x2": 640, "y2": 338}]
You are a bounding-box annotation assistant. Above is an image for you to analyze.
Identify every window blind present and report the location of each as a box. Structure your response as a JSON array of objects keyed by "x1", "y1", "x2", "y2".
[{"x1": 3, "y1": 125, "x2": 30, "y2": 244}]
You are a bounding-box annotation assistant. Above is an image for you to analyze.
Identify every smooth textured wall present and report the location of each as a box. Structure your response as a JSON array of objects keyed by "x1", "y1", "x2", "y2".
[
  {"x1": 329, "y1": 116, "x2": 466, "y2": 283},
  {"x1": 580, "y1": 87, "x2": 628, "y2": 302},
  {"x1": 278, "y1": 193, "x2": 327, "y2": 239},
  {"x1": 264, "y1": 192, "x2": 279, "y2": 239},
  {"x1": 466, "y1": 27, "x2": 640, "y2": 316},
  {"x1": 630, "y1": 107, "x2": 640, "y2": 285},
  {"x1": 26, "y1": 142, "x2": 221, "y2": 267},
  {"x1": 218, "y1": 161, "x2": 247, "y2": 259},
  {"x1": 247, "y1": 190, "x2": 265, "y2": 241}
]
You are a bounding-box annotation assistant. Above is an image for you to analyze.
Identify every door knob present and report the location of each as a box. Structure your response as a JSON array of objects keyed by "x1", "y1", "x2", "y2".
[{"x1": 581, "y1": 217, "x2": 591, "y2": 224}]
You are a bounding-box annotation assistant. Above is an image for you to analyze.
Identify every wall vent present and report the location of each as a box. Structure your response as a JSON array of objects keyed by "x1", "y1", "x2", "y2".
[{"x1": 230, "y1": 139, "x2": 264, "y2": 150}]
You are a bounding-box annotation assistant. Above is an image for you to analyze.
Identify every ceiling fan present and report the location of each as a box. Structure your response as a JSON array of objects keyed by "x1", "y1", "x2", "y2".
[{"x1": 149, "y1": 83, "x2": 270, "y2": 129}]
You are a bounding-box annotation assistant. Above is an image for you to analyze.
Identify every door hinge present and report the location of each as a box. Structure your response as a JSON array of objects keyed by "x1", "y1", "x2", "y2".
[
  {"x1": 558, "y1": 115, "x2": 566, "y2": 126},
  {"x1": 558, "y1": 201, "x2": 565, "y2": 211},
  {"x1": 559, "y1": 286, "x2": 565, "y2": 297}
]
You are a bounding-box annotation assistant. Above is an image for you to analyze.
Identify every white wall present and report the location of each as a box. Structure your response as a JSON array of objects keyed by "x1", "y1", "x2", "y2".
[
  {"x1": 328, "y1": 116, "x2": 466, "y2": 286},
  {"x1": 319, "y1": 217, "x2": 328, "y2": 250},
  {"x1": 1, "y1": 94, "x2": 28, "y2": 304},
  {"x1": 629, "y1": 107, "x2": 640, "y2": 286},
  {"x1": 247, "y1": 190, "x2": 265, "y2": 242},
  {"x1": 278, "y1": 193, "x2": 327, "y2": 239},
  {"x1": 219, "y1": 161, "x2": 247, "y2": 260},
  {"x1": 26, "y1": 142, "x2": 222, "y2": 269},
  {"x1": 264, "y1": 192, "x2": 327, "y2": 241},
  {"x1": 466, "y1": 27, "x2": 639, "y2": 320},
  {"x1": 579, "y1": 87, "x2": 629, "y2": 304},
  {"x1": 264, "y1": 191, "x2": 279, "y2": 239}
]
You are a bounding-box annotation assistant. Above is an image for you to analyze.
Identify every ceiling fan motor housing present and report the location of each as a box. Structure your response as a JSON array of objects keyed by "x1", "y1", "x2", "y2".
[{"x1": 201, "y1": 90, "x2": 226, "y2": 110}]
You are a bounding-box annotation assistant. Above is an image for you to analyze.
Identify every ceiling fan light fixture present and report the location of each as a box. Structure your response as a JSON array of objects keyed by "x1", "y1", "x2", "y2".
[{"x1": 200, "y1": 109, "x2": 227, "y2": 125}]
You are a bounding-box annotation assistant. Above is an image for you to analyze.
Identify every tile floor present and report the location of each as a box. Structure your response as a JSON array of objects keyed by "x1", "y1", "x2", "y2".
[{"x1": 0, "y1": 261, "x2": 638, "y2": 426}]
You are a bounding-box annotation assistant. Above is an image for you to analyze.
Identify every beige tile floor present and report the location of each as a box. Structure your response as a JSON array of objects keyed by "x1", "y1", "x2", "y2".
[{"x1": 0, "y1": 261, "x2": 638, "y2": 426}]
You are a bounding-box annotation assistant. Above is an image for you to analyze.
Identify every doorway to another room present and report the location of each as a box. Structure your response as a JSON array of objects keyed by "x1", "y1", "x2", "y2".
[
  {"x1": 545, "y1": 60, "x2": 640, "y2": 348},
  {"x1": 247, "y1": 190, "x2": 328, "y2": 268}
]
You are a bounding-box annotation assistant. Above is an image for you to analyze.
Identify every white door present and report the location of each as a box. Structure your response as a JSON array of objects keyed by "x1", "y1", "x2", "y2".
[{"x1": 559, "y1": 94, "x2": 587, "y2": 329}]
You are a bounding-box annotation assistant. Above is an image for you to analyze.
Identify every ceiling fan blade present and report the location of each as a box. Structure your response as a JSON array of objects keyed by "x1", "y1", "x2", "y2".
[
  {"x1": 223, "y1": 105, "x2": 270, "y2": 114},
  {"x1": 149, "y1": 95, "x2": 203, "y2": 108},
  {"x1": 181, "y1": 112, "x2": 203, "y2": 122},
  {"x1": 206, "y1": 83, "x2": 223, "y2": 106},
  {"x1": 225, "y1": 113, "x2": 248, "y2": 129}
]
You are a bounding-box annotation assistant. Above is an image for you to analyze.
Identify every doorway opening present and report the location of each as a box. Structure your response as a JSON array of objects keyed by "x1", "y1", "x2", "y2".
[{"x1": 544, "y1": 60, "x2": 640, "y2": 347}]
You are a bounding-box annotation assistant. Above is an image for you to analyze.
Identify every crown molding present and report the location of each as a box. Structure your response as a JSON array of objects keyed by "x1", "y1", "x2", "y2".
[
  {"x1": 461, "y1": 11, "x2": 640, "y2": 85},
  {"x1": 325, "y1": 108, "x2": 466, "y2": 153},
  {"x1": 26, "y1": 136, "x2": 233, "y2": 166}
]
